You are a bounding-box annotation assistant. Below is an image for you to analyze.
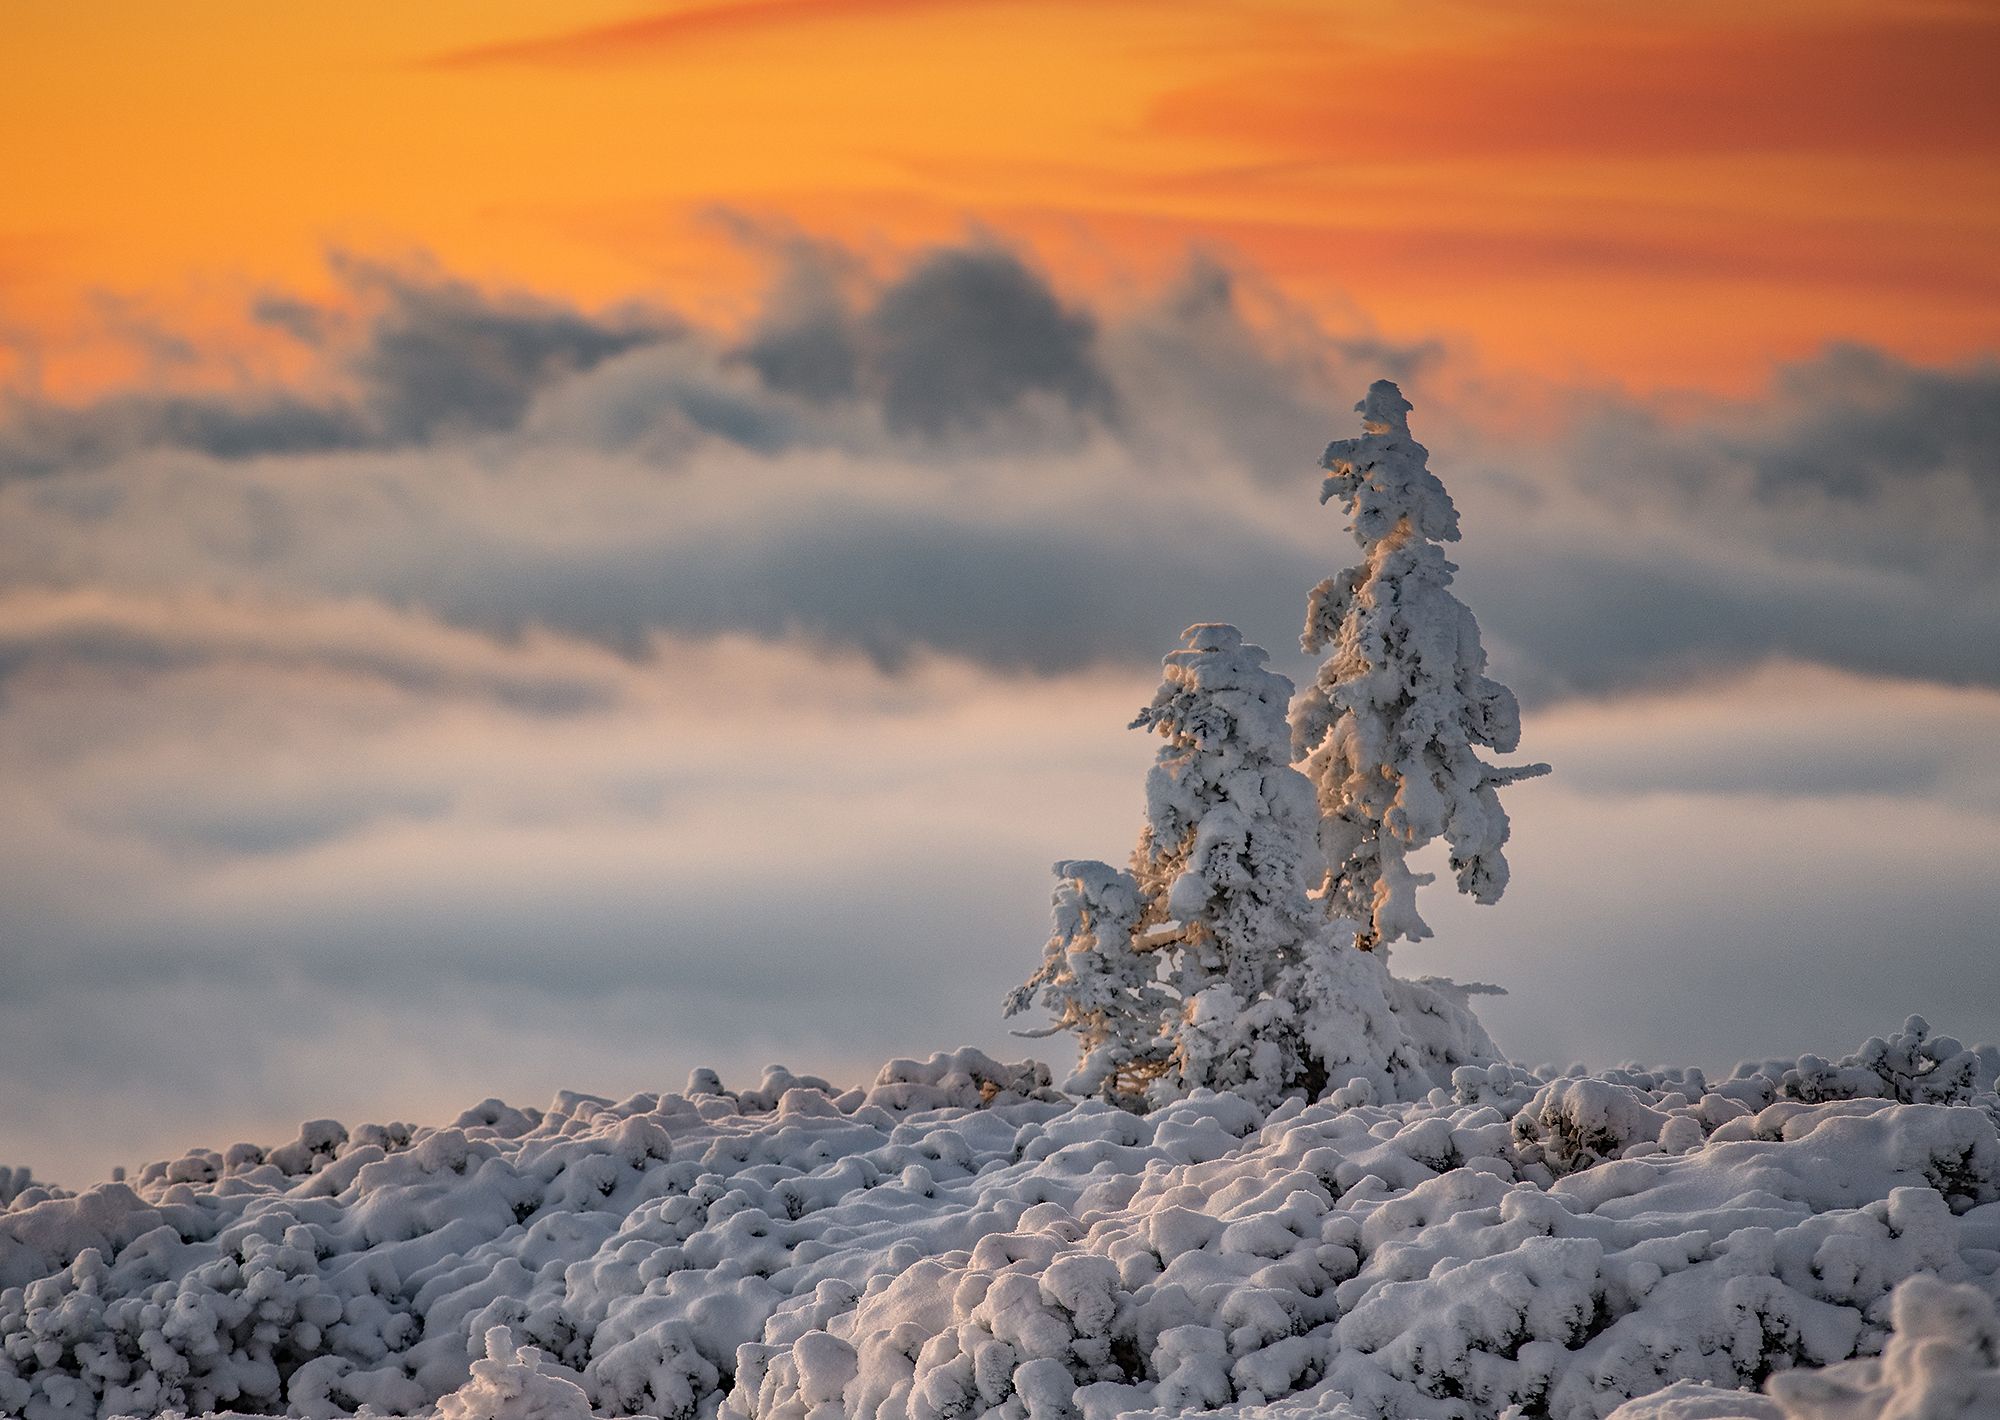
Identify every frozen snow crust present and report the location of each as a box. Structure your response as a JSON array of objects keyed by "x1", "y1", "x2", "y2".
[{"x1": 4, "y1": 1019, "x2": 1999, "y2": 1420}]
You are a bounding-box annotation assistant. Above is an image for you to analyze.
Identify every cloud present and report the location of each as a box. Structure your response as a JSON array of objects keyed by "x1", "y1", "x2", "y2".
[
  {"x1": 864, "y1": 246, "x2": 1115, "y2": 436},
  {"x1": 734, "y1": 239, "x2": 1120, "y2": 438},
  {"x1": 1537, "y1": 661, "x2": 2000, "y2": 815},
  {"x1": 3, "y1": 247, "x2": 1996, "y2": 706},
  {"x1": 1, "y1": 241, "x2": 1998, "y2": 1190},
  {"x1": 1148, "y1": 13, "x2": 2000, "y2": 164},
  {"x1": 0, "y1": 262, "x2": 678, "y2": 474},
  {"x1": 424, "y1": 0, "x2": 987, "y2": 70},
  {"x1": 0, "y1": 587, "x2": 623, "y2": 715},
  {"x1": 1457, "y1": 534, "x2": 2000, "y2": 702},
  {"x1": 1744, "y1": 343, "x2": 2000, "y2": 508},
  {"x1": 0, "y1": 242, "x2": 1130, "y2": 475},
  {"x1": 334, "y1": 259, "x2": 676, "y2": 444},
  {"x1": 0, "y1": 619, "x2": 1159, "y2": 1184},
  {"x1": 4, "y1": 618, "x2": 1998, "y2": 1184}
]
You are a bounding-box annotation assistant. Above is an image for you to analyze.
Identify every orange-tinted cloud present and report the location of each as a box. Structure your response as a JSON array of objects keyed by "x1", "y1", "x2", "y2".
[
  {"x1": 428, "y1": 0, "x2": 978, "y2": 67},
  {"x1": 1149, "y1": 12, "x2": 2000, "y2": 163}
]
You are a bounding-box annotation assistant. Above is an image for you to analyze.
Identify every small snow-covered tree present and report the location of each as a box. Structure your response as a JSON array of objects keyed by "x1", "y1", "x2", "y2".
[
  {"x1": 1009, "y1": 625, "x2": 1328, "y2": 1103},
  {"x1": 1293, "y1": 380, "x2": 1547, "y2": 949},
  {"x1": 1127, "y1": 623, "x2": 1326, "y2": 1099},
  {"x1": 1003, "y1": 859, "x2": 1173, "y2": 1099}
]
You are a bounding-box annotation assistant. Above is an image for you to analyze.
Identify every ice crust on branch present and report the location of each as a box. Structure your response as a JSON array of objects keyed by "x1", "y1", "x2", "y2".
[{"x1": 1293, "y1": 379, "x2": 1547, "y2": 948}]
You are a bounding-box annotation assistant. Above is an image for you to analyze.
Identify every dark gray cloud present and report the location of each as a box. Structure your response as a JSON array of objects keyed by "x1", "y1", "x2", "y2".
[
  {"x1": 400, "y1": 501, "x2": 1322, "y2": 675},
  {"x1": 0, "y1": 264, "x2": 679, "y2": 474},
  {"x1": 741, "y1": 242, "x2": 1120, "y2": 437},
  {"x1": 1457, "y1": 538, "x2": 2000, "y2": 704},
  {"x1": 1747, "y1": 343, "x2": 2000, "y2": 504},
  {"x1": 0, "y1": 596, "x2": 621, "y2": 716},
  {"x1": 0, "y1": 242, "x2": 1135, "y2": 477},
  {"x1": 1415, "y1": 342, "x2": 2000, "y2": 705},
  {"x1": 337, "y1": 261, "x2": 673, "y2": 444},
  {"x1": 867, "y1": 247, "x2": 1115, "y2": 436},
  {"x1": 0, "y1": 393, "x2": 374, "y2": 476},
  {"x1": 737, "y1": 244, "x2": 863, "y2": 403},
  {"x1": 1113, "y1": 256, "x2": 1444, "y2": 490}
]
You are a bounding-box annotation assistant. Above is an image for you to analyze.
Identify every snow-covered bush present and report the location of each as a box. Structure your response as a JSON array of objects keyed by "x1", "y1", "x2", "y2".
[
  {"x1": 1607, "y1": 1273, "x2": 2000, "y2": 1419},
  {"x1": 1291, "y1": 380, "x2": 1547, "y2": 948},
  {"x1": 12, "y1": 1024, "x2": 1996, "y2": 1420},
  {"x1": 1511, "y1": 1078, "x2": 1672, "y2": 1177},
  {"x1": 433, "y1": 1326, "x2": 599, "y2": 1420},
  {"x1": 1765, "y1": 1272, "x2": 2000, "y2": 1418},
  {"x1": 0, "y1": 1168, "x2": 64, "y2": 1212},
  {"x1": 1753, "y1": 1016, "x2": 1993, "y2": 1106}
]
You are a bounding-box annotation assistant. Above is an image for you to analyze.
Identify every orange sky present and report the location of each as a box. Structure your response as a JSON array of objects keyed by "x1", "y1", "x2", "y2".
[{"x1": 4, "y1": 0, "x2": 1996, "y2": 395}]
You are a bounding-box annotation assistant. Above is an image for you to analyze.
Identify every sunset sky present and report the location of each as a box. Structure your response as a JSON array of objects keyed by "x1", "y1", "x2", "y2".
[
  {"x1": 8, "y1": 0, "x2": 1998, "y2": 393},
  {"x1": 3, "y1": 1, "x2": 1997, "y2": 1182}
]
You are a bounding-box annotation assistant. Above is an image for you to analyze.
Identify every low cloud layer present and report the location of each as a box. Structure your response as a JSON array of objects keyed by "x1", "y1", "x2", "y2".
[
  {"x1": 1, "y1": 239, "x2": 1995, "y2": 1182},
  {"x1": 4, "y1": 242, "x2": 1993, "y2": 697}
]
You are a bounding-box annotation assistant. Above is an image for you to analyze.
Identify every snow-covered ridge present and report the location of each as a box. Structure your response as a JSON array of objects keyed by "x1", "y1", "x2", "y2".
[{"x1": 4, "y1": 1020, "x2": 1998, "y2": 1420}]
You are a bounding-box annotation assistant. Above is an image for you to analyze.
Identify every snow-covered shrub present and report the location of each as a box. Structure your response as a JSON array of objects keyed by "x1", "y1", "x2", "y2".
[
  {"x1": 433, "y1": 1326, "x2": 599, "y2": 1420},
  {"x1": 1511, "y1": 1079, "x2": 1672, "y2": 1177},
  {"x1": 1765, "y1": 1272, "x2": 2000, "y2": 1417},
  {"x1": 7, "y1": 1024, "x2": 2000, "y2": 1420},
  {"x1": 0, "y1": 1168, "x2": 65, "y2": 1212},
  {"x1": 1761, "y1": 1016, "x2": 1988, "y2": 1106},
  {"x1": 1291, "y1": 380, "x2": 1547, "y2": 948},
  {"x1": 1606, "y1": 1273, "x2": 2000, "y2": 1420}
]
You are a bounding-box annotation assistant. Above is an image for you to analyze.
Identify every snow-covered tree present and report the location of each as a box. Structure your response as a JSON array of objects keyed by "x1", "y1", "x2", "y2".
[
  {"x1": 1292, "y1": 380, "x2": 1547, "y2": 949},
  {"x1": 1009, "y1": 625, "x2": 1330, "y2": 1103},
  {"x1": 1003, "y1": 859, "x2": 1173, "y2": 1099},
  {"x1": 1125, "y1": 623, "x2": 1327, "y2": 1099}
]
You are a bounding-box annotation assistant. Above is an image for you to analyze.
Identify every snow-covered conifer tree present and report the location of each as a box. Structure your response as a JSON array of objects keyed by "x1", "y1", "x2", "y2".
[
  {"x1": 1009, "y1": 625, "x2": 1331, "y2": 1103},
  {"x1": 1003, "y1": 859, "x2": 1172, "y2": 1100},
  {"x1": 1292, "y1": 380, "x2": 1547, "y2": 949},
  {"x1": 1126, "y1": 623, "x2": 1326, "y2": 1099}
]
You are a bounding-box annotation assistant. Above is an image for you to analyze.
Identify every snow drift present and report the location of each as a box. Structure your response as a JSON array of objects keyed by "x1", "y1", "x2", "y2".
[{"x1": 4, "y1": 1018, "x2": 1998, "y2": 1420}]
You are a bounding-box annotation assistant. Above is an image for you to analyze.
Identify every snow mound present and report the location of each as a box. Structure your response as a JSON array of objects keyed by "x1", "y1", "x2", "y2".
[
  {"x1": 1606, "y1": 1273, "x2": 2000, "y2": 1419},
  {"x1": 0, "y1": 1168, "x2": 67, "y2": 1212},
  {"x1": 6, "y1": 1031, "x2": 1999, "y2": 1420},
  {"x1": 431, "y1": 1326, "x2": 599, "y2": 1420}
]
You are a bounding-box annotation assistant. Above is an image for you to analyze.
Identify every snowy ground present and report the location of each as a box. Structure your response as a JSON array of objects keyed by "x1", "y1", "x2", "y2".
[{"x1": 4, "y1": 1019, "x2": 1999, "y2": 1420}]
